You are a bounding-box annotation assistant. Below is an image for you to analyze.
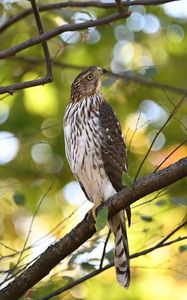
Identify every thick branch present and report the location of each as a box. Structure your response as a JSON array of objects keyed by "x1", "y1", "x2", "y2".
[{"x1": 0, "y1": 157, "x2": 187, "y2": 300}]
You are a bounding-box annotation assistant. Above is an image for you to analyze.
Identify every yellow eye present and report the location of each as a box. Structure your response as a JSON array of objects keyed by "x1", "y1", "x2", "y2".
[{"x1": 87, "y1": 74, "x2": 93, "y2": 80}]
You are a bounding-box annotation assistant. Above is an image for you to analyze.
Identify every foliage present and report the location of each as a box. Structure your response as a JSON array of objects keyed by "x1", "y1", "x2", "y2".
[{"x1": 0, "y1": 1, "x2": 187, "y2": 300}]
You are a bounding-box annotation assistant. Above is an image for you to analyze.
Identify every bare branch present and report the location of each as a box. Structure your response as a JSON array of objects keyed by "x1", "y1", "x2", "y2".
[
  {"x1": 0, "y1": 11, "x2": 131, "y2": 94},
  {"x1": 40, "y1": 220, "x2": 187, "y2": 300},
  {"x1": 0, "y1": 0, "x2": 179, "y2": 34},
  {"x1": 30, "y1": 0, "x2": 52, "y2": 81},
  {"x1": 0, "y1": 0, "x2": 52, "y2": 95},
  {"x1": 7, "y1": 57, "x2": 187, "y2": 95},
  {"x1": 0, "y1": 12, "x2": 129, "y2": 61},
  {"x1": 0, "y1": 157, "x2": 186, "y2": 300},
  {"x1": 99, "y1": 230, "x2": 111, "y2": 269},
  {"x1": 154, "y1": 139, "x2": 187, "y2": 172}
]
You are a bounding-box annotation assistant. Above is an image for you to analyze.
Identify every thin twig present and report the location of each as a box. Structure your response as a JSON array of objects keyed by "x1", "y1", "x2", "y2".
[
  {"x1": 0, "y1": 0, "x2": 52, "y2": 95},
  {"x1": 154, "y1": 139, "x2": 187, "y2": 172},
  {"x1": 134, "y1": 93, "x2": 187, "y2": 182},
  {"x1": 30, "y1": 0, "x2": 52, "y2": 81},
  {"x1": 4, "y1": 181, "x2": 55, "y2": 284},
  {"x1": 7, "y1": 56, "x2": 187, "y2": 95},
  {"x1": 99, "y1": 230, "x2": 111, "y2": 269}
]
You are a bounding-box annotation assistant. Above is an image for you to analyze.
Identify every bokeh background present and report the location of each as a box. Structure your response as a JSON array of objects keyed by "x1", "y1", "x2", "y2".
[{"x1": 0, "y1": 0, "x2": 187, "y2": 299}]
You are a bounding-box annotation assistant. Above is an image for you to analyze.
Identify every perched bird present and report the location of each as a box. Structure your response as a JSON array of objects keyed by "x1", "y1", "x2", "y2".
[{"x1": 63, "y1": 66, "x2": 131, "y2": 288}]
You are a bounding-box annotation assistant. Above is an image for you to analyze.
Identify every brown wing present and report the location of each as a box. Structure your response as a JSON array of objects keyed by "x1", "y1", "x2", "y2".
[{"x1": 99, "y1": 101, "x2": 131, "y2": 226}]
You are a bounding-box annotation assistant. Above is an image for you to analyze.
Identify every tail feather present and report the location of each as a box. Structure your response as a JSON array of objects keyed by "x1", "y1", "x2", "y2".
[{"x1": 109, "y1": 212, "x2": 130, "y2": 288}]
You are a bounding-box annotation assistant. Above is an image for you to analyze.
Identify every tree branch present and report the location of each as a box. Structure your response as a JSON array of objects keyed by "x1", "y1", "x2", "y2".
[
  {"x1": 0, "y1": 11, "x2": 130, "y2": 94},
  {"x1": 0, "y1": 12, "x2": 129, "y2": 61},
  {"x1": 0, "y1": 0, "x2": 179, "y2": 34},
  {"x1": 39, "y1": 220, "x2": 187, "y2": 300},
  {"x1": 4, "y1": 57, "x2": 187, "y2": 95},
  {"x1": 30, "y1": 0, "x2": 52, "y2": 82},
  {"x1": 0, "y1": 0, "x2": 52, "y2": 95},
  {"x1": 0, "y1": 157, "x2": 187, "y2": 300}
]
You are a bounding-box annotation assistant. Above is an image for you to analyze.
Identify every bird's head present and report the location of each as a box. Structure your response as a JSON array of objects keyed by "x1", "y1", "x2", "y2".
[{"x1": 70, "y1": 66, "x2": 107, "y2": 102}]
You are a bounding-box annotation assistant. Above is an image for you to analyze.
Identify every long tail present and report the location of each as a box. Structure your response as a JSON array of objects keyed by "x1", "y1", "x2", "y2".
[{"x1": 109, "y1": 212, "x2": 130, "y2": 288}]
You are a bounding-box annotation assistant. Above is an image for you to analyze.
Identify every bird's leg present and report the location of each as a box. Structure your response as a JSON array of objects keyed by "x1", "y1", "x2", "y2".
[{"x1": 92, "y1": 198, "x2": 102, "y2": 221}]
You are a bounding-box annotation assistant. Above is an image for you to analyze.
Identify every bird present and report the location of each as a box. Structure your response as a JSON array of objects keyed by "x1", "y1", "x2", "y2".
[{"x1": 63, "y1": 66, "x2": 131, "y2": 288}]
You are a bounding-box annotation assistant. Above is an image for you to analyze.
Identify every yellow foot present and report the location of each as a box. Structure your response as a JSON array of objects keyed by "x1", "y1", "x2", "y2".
[{"x1": 92, "y1": 198, "x2": 102, "y2": 221}]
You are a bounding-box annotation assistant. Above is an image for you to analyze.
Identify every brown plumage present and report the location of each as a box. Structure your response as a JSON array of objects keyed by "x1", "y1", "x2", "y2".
[{"x1": 64, "y1": 66, "x2": 131, "y2": 288}]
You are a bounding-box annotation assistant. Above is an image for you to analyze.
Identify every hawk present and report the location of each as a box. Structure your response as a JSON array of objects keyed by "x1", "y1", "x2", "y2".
[{"x1": 63, "y1": 66, "x2": 131, "y2": 288}]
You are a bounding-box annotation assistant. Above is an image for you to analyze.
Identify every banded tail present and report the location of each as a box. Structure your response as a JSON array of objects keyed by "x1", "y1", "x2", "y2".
[{"x1": 109, "y1": 212, "x2": 130, "y2": 288}]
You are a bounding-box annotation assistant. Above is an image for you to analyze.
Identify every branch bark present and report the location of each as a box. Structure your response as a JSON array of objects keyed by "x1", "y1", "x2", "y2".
[
  {"x1": 10, "y1": 57, "x2": 187, "y2": 95},
  {"x1": 40, "y1": 222, "x2": 187, "y2": 300},
  {"x1": 0, "y1": 157, "x2": 187, "y2": 300},
  {"x1": 0, "y1": 0, "x2": 179, "y2": 34}
]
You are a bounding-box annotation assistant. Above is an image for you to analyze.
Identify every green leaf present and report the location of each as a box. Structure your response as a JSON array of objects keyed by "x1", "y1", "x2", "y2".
[
  {"x1": 179, "y1": 245, "x2": 187, "y2": 253},
  {"x1": 13, "y1": 192, "x2": 25, "y2": 206},
  {"x1": 95, "y1": 207, "x2": 108, "y2": 232},
  {"x1": 140, "y1": 215, "x2": 153, "y2": 222},
  {"x1": 122, "y1": 172, "x2": 133, "y2": 189}
]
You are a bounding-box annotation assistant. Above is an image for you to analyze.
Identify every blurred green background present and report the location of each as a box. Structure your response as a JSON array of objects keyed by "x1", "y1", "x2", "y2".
[{"x1": 0, "y1": 0, "x2": 186, "y2": 299}]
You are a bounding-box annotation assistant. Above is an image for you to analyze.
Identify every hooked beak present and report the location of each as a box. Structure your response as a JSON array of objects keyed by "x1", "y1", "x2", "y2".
[{"x1": 101, "y1": 68, "x2": 107, "y2": 74}]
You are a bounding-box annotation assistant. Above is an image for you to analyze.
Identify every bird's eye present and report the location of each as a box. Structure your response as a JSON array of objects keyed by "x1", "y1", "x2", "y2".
[{"x1": 87, "y1": 74, "x2": 93, "y2": 80}]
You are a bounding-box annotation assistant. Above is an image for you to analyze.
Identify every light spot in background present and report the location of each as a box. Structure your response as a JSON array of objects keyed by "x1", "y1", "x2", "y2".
[
  {"x1": 114, "y1": 25, "x2": 134, "y2": 42},
  {"x1": 62, "y1": 181, "x2": 91, "y2": 221},
  {"x1": 111, "y1": 40, "x2": 154, "y2": 73},
  {"x1": 63, "y1": 181, "x2": 87, "y2": 205},
  {"x1": 42, "y1": 154, "x2": 63, "y2": 174},
  {"x1": 60, "y1": 31, "x2": 81, "y2": 44},
  {"x1": 148, "y1": 131, "x2": 166, "y2": 151},
  {"x1": 167, "y1": 24, "x2": 184, "y2": 43},
  {"x1": 113, "y1": 41, "x2": 135, "y2": 68},
  {"x1": 130, "y1": 5, "x2": 146, "y2": 15},
  {"x1": 73, "y1": 11, "x2": 96, "y2": 24},
  {"x1": 31, "y1": 143, "x2": 52, "y2": 164},
  {"x1": 31, "y1": 143, "x2": 63, "y2": 173},
  {"x1": 125, "y1": 112, "x2": 148, "y2": 133},
  {"x1": 127, "y1": 12, "x2": 145, "y2": 32},
  {"x1": 139, "y1": 99, "x2": 168, "y2": 127},
  {"x1": 24, "y1": 75, "x2": 58, "y2": 116},
  {"x1": 0, "y1": 131, "x2": 19, "y2": 164},
  {"x1": 87, "y1": 29, "x2": 101, "y2": 44},
  {"x1": 163, "y1": 0, "x2": 187, "y2": 19},
  {"x1": 124, "y1": 112, "x2": 149, "y2": 153},
  {"x1": 142, "y1": 14, "x2": 160, "y2": 34},
  {"x1": 41, "y1": 118, "x2": 60, "y2": 139},
  {"x1": 0, "y1": 103, "x2": 9, "y2": 124}
]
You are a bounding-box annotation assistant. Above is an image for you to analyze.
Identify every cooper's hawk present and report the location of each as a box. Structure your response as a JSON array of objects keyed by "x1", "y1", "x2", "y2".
[{"x1": 64, "y1": 66, "x2": 131, "y2": 288}]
